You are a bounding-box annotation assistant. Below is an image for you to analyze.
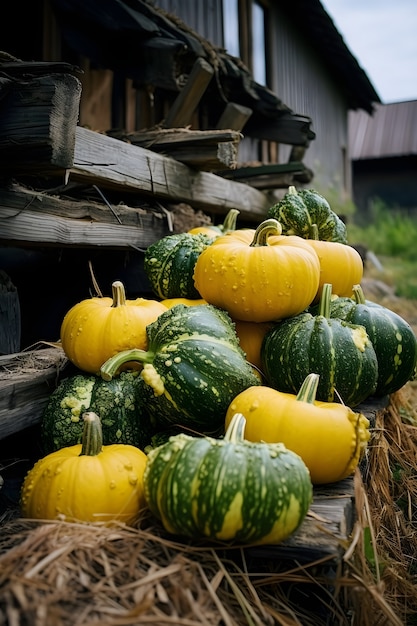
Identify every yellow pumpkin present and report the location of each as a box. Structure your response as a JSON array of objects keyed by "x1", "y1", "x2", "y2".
[
  {"x1": 305, "y1": 239, "x2": 364, "y2": 303},
  {"x1": 234, "y1": 319, "x2": 274, "y2": 370},
  {"x1": 225, "y1": 373, "x2": 370, "y2": 484},
  {"x1": 188, "y1": 208, "x2": 240, "y2": 238},
  {"x1": 60, "y1": 280, "x2": 167, "y2": 374},
  {"x1": 193, "y1": 219, "x2": 321, "y2": 322},
  {"x1": 161, "y1": 297, "x2": 207, "y2": 308},
  {"x1": 20, "y1": 411, "x2": 148, "y2": 524}
]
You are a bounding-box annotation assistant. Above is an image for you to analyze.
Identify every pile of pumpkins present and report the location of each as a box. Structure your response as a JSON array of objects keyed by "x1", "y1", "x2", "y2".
[{"x1": 20, "y1": 186, "x2": 417, "y2": 547}]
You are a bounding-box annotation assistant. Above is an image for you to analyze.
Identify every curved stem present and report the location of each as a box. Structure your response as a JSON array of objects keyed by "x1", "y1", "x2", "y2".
[
  {"x1": 318, "y1": 283, "x2": 333, "y2": 318},
  {"x1": 111, "y1": 281, "x2": 127, "y2": 308},
  {"x1": 224, "y1": 413, "x2": 246, "y2": 443},
  {"x1": 249, "y1": 218, "x2": 282, "y2": 247},
  {"x1": 295, "y1": 373, "x2": 320, "y2": 404},
  {"x1": 352, "y1": 284, "x2": 366, "y2": 304},
  {"x1": 80, "y1": 411, "x2": 103, "y2": 456},
  {"x1": 100, "y1": 348, "x2": 152, "y2": 381},
  {"x1": 221, "y1": 208, "x2": 240, "y2": 233}
]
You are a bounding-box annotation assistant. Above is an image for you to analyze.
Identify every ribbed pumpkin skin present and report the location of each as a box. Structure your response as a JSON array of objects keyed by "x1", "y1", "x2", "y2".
[
  {"x1": 267, "y1": 186, "x2": 347, "y2": 243},
  {"x1": 261, "y1": 312, "x2": 378, "y2": 407},
  {"x1": 193, "y1": 222, "x2": 321, "y2": 322},
  {"x1": 100, "y1": 305, "x2": 261, "y2": 433},
  {"x1": 60, "y1": 282, "x2": 167, "y2": 374},
  {"x1": 143, "y1": 417, "x2": 312, "y2": 544},
  {"x1": 41, "y1": 371, "x2": 152, "y2": 454},
  {"x1": 21, "y1": 413, "x2": 148, "y2": 525},
  {"x1": 305, "y1": 240, "x2": 364, "y2": 303},
  {"x1": 328, "y1": 293, "x2": 417, "y2": 396},
  {"x1": 144, "y1": 233, "x2": 212, "y2": 299},
  {"x1": 225, "y1": 379, "x2": 370, "y2": 484}
]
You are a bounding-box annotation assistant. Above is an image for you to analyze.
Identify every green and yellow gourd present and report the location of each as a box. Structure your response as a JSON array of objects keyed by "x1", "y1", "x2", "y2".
[
  {"x1": 100, "y1": 304, "x2": 260, "y2": 434},
  {"x1": 40, "y1": 370, "x2": 152, "y2": 454},
  {"x1": 144, "y1": 232, "x2": 213, "y2": 299},
  {"x1": 267, "y1": 186, "x2": 347, "y2": 243},
  {"x1": 261, "y1": 284, "x2": 378, "y2": 407},
  {"x1": 326, "y1": 284, "x2": 417, "y2": 396},
  {"x1": 225, "y1": 374, "x2": 370, "y2": 484},
  {"x1": 143, "y1": 413, "x2": 312, "y2": 544}
]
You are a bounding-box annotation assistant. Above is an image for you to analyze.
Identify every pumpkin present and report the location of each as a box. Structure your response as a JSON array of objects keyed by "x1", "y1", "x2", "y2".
[
  {"x1": 161, "y1": 297, "x2": 207, "y2": 308},
  {"x1": 188, "y1": 208, "x2": 240, "y2": 238},
  {"x1": 234, "y1": 319, "x2": 274, "y2": 370},
  {"x1": 261, "y1": 283, "x2": 379, "y2": 406},
  {"x1": 303, "y1": 225, "x2": 363, "y2": 303},
  {"x1": 267, "y1": 186, "x2": 347, "y2": 243},
  {"x1": 100, "y1": 304, "x2": 260, "y2": 434},
  {"x1": 144, "y1": 232, "x2": 213, "y2": 299},
  {"x1": 40, "y1": 370, "x2": 153, "y2": 454},
  {"x1": 225, "y1": 373, "x2": 370, "y2": 484},
  {"x1": 143, "y1": 412, "x2": 312, "y2": 544},
  {"x1": 60, "y1": 281, "x2": 167, "y2": 374},
  {"x1": 193, "y1": 218, "x2": 321, "y2": 322},
  {"x1": 327, "y1": 284, "x2": 417, "y2": 396},
  {"x1": 20, "y1": 411, "x2": 148, "y2": 525}
]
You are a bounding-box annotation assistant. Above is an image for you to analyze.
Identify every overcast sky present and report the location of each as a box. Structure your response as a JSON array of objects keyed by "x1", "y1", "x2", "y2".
[{"x1": 320, "y1": 0, "x2": 417, "y2": 104}]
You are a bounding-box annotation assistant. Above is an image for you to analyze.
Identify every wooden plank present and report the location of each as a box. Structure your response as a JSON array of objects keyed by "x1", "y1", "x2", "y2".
[
  {"x1": 0, "y1": 73, "x2": 82, "y2": 172},
  {"x1": 0, "y1": 185, "x2": 171, "y2": 248},
  {"x1": 249, "y1": 477, "x2": 355, "y2": 563},
  {"x1": 216, "y1": 102, "x2": 253, "y2": 131},
  {"x1": 219, "y1": 161, "x2": 313, "y2": 189},
  {"x1": 163, "y1": 57, "x2": 214, "y2": 128},
  {"x1": 114, "y1": 127, "x2": 242, "y2": 170},
  {"x1": 0, "y1": 348, "x2": 68, "y2": 440},
  {"x1": 71, "y1": 127, "x2": 271, "y2": 221},
  {"x1": 0, "y1": 271, "x2": 20, "y2": 355}
]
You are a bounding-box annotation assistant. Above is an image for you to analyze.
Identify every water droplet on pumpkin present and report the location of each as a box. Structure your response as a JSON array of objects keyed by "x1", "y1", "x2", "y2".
[
  {"x1": 109, "y1": 480, "x2": 116, "y2": 489},
  {"x1": 128, "y1": 474, "x2": 138, "y2": 486}
]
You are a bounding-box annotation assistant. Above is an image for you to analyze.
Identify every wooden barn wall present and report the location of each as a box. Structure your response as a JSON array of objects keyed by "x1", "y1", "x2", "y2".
[
  {"x1": 268, "y1": 5, "x2": 350, "y2": 196},
  {"x1": 154, "y1": 1, "x2": 351, "y2": 198}
]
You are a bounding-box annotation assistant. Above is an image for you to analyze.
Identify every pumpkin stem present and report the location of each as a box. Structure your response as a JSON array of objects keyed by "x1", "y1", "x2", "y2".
[
  {"x1": 250, "y1": 218, "x2": 283, "y2": 247},
  {"x1": 296, "y1": 373, "x2": 320, "y2": 404},
  {"x1": 221, "y1": 208, "x2": 240, "y2": 233},
  {"x1": 224, "y1": 413, "x2": 246, "y2": 443},
  {"x1": 288, "y1": 185, "x2": 297, "y2": 196},
  {"x1": 111, "y1": 281, "x2": 127, "y2": 308},
  {"x1": 318, "y1": 283, "x2": 333, "y2": 318},
  {"x1": 101, "y1": 348, "x2": 153, "y2": 381},
  {"x1": 310, "y1": 223, "x2": 320, "y2": 241},
  {"x1": 80, "y1": 411, "x2": 103, "y2": 456},
  {"x1": 352, "y1": 284, "x2": 366, "y2": 304}
]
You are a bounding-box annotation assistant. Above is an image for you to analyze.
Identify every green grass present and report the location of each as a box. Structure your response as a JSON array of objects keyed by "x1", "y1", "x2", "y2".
[{"x1": 347, "y1": 201, "x2": 417, "y2": 300}]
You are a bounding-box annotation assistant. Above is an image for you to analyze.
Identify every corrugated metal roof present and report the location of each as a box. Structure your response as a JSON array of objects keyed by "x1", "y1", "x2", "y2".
[{"x1": 348, "y1": 100, "x2": 417, "y2": 160}]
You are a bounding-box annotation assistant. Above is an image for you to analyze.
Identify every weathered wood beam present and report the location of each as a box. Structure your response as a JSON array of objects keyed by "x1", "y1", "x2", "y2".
[
  {"x1": 0, "y1": 73, "x2": 82, "y2": 172},
  {"x1": 0, "y1": 186, "x2": 170, "y2": 249},
  {"x1": 71, "y1": 127, "x2": 271, "y2": 221},
  {"x1": 163, "y1": 57, "x2": 214, "y2": 129},
  {"x1": 113, "y1": 127, "x2": 242, "y2": 170},
  {"x1": 216, "y1": 102, "x2": 253, "y2": 131}
]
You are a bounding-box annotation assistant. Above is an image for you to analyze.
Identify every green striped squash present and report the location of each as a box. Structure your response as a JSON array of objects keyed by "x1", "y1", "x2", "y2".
[
  {"x1": 101, "y1": 304, "x2": 260, "y2": 434},
  {"x1": 144, "y1": 232, "x2": 212, "y2": 299},
  {"x1": 143, "y1": 413, "x2": 312, "y2": 545},
  {"x1": 327, "y1": 284, "x2": 417, "y2": 396},
  {"x1": 267, "y1": 185, "x2": 347, "y2": 243},
  {"x1": 261, "y1": 284, "x2": 378, "y2": 407}
]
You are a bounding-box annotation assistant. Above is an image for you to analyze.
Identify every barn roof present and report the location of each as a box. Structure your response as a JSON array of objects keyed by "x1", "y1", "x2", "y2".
[
  {"x1": 49, "y1": 0, "x2": 380, "y2": 144},
  {"x1": 349, "y1": 100, "x2": 417, "y2": 160}
]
